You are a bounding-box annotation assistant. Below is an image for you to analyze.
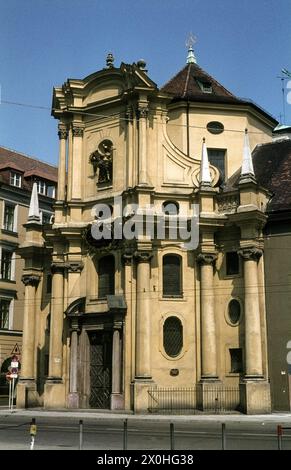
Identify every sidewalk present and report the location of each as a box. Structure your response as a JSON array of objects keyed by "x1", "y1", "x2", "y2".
[{"x1": 0, "y1": 407, "x2": 291, "y2": 424}]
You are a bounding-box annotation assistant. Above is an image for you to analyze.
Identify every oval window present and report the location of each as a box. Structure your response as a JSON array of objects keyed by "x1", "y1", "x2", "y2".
[
  {"x1": 207, "y1": 121, "x2": 224, "y2": 135},
  {"x1": 163, "y1": 316, "x2": 183, "y2": 357},
  {"x1": 228, "y1": 299, "x2": 241, "y2": 325}
]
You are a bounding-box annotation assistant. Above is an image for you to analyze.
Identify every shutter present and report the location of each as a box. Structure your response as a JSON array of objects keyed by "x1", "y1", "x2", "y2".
[
  {"x1": 163, "y1": 255, "x2": 181, "y2": 296},
  {"x1": 98, "y1": 255, "x2": 115, "y2": 298}
]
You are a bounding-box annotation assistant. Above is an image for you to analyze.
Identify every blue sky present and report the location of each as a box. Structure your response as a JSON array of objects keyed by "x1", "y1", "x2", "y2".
[{"x1": 0, "y1": 0, "x2": 290, "y2": 165}]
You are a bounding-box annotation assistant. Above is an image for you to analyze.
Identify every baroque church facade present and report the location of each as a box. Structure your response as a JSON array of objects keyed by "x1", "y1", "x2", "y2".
[{"x1": 17, "y1": 48, "x2": 278, "y2": 413}]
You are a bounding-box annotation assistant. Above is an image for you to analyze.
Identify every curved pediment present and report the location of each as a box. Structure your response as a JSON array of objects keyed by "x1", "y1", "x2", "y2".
[{"x1": 84, "y1": 78, "x2": 124, "y2": 106}]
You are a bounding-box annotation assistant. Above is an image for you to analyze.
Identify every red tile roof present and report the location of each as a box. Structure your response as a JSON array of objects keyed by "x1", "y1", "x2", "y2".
[
  {"x1": 0, "y1": 146, "x2": 57, "y2": 183},
  {"x1": 224, "y1": 139, "x2": 291, "y2": 213},
  {"x1": 161, "y1": 63, "x2": 240, "y2": 103},
  {"x1": 161, "y1": 63, "x2": 277, "y2": 124},
  {"x1": 253, "y1": 139, "x2": 291, "y2": 212}
]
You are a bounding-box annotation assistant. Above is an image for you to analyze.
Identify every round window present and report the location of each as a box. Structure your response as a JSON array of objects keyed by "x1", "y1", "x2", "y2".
[
  {"x1": 228, "y1": 299, "x2": 241, "y2": 325},
  {"x1": 207, "y1": 121, "x2": 224, "y2": 135}
]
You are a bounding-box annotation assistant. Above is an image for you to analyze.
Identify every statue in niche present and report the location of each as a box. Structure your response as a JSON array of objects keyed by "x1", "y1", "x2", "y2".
[{"x1": 89, "y1": 139, "x2": 113, "y2": 184}]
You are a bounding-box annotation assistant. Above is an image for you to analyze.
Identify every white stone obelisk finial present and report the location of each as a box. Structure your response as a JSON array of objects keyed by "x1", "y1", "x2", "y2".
[
  {"x1": 200, "y1": 138, "x2": 212, "y2": 187},
  {"x1": 28, "y1": 182, "x2": 41, "y2": 223},
  {"x1": 240, "y1": 129, "x2": 256, "y2": 182}
]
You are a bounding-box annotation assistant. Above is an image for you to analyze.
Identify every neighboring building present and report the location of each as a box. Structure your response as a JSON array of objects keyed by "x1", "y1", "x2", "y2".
[
  {"x1": 0, "y1": 147, "x2": 57, "y2": 393},
  {"x1": 255, "y1": 139, "x2": 291, "y2": 411},
  {"x1": 17, "y1": 48, "x2": 279, "y2": 413}
]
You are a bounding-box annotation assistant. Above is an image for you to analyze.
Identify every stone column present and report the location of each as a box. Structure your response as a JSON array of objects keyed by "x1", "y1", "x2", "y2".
[
  {"x1": 239, "y1": 248, "x2": 263, "y2": 377},
  {"x1": 135, "y1": 252, "x2": 152, "y2": 378},
  {"x1": 47, "y1": 265, "x2": 64, "y2": 380},
  {"x1": 57, "y1": 124, "x2": 68, "y2": 201},
  {"x1": 20, "y1": 275, "x2": 40, "y2": 380},
  {"x1": 137, "y1": 105, "x2": 148, "y2": 185},
  {"x1": 238, "y1": 247, "x2": 271, "y2": 414},
  {"x1": 44, "y1": 264, "x2": 66, "y2": 408},
  {"x1": 71, "y1": 124, "x2": 84, "y2": 200},
  {"x1": 197, "y1": 253, "x2": 218, "y2": 380},
  {"x1": 111, "y1": 322, "x2": 123, "y2": 410},
  {"x1": 68, "y1": 316, "x2": 80, "y2": 408},
  {"x1": 17, "y1": 274, "x2": 40, "y2": 408}
]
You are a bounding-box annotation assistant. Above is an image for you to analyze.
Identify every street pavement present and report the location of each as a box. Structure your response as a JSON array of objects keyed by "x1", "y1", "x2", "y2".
[{"x1": 0, "y1": 408, "x2": 291, "y2": 450}]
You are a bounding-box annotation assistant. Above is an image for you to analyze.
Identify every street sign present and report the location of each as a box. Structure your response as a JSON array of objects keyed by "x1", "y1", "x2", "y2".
[{"x1": 10, "y1": 343, "x2": 21, "y2": 356}]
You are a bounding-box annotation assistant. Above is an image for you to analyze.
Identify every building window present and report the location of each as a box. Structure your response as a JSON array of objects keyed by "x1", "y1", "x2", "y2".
[
  {"x1": 207, "y1": 121, "x2": 224, "y2": 135},
  {"x1": 197, "y1": 80, "x2": 213, "y2": 93},
  {"x1": 226, "y1": 252, "x2": 239, "y2": 276},
  {"x1": 162, "y1": 201, "x2": 179, "y2": 216},
  {"x1": 47, "y1": 185, "x2": 56, "y2": 199},
  {"x1": 1, "y1": 250, "x2": 12, "y2": 280},
  {"x1": 3, "y1": 204, "x2": 15, "y2": 232},
  {"x1": 10, "y1": 172, "x2": 21, "y2": 188},
  {"x1": 163, "y1": 255, "x2": 182, "y2": 297},
  {"x1": 42, "y1": 212, "x2": 52, "y2": 224},
  {"x1": 37, "y1": 180, "x2": 46, "y2": 195},
  {"x1": 0, "y1": 299, "x2": 10, "y2": 329},
  {"x1": 98, "y1": 255, "x2": 115, "y2": 298},
  {"x1": 228, "y1": 299, "x2": 241, "y2": 325},
  {"x1": 208, "y1": 149, "x2": 226, "y2": 181},
  {"x1": 163, "y1": 316, "x2": 183, "y2": 357},
  {"x1": 229, "y1": 348, "x2": 243, "y2": 373}
]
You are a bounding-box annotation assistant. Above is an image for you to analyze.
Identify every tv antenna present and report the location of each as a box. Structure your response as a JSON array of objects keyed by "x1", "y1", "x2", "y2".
[{"x1": 277, "y1": 68, "x2": 291, "y2": 124}]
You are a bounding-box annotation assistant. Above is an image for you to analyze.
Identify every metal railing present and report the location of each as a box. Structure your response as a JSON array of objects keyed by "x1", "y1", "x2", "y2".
[{"x1": 148, "y1": 386, "x2": 240, "y2": 414}]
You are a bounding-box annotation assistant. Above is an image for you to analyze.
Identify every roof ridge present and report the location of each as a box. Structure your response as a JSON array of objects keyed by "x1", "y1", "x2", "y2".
[
  {"x1": 0, "y1": 145, "x2": 57, "y2": 169},
  {"x1": 182, "y1": 64, "x2": 192, "y2": 98},
  {"x1": 193, "y1": 63, "x2": 236, "y2": 98},
  {"x1": 160, "y1": 64, "x2": 188, "y2": 90}
]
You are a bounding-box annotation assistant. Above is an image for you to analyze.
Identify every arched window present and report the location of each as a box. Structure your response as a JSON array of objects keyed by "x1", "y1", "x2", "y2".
[
  {"x1": 98, "y1": 255, "x2": 115, "y2": 298},
  {"x1": 163, "y1": 316, "x2": 183, "y2": 357},
  {"x1": 228, "y1": 299, "x2": 241, "y2": 325},
  {"x1": 163, "y1": 254, "x2": 182, "y2": 297},
  {"x1": 162, "y1": 200, "x2": 179, "y2": 215}
]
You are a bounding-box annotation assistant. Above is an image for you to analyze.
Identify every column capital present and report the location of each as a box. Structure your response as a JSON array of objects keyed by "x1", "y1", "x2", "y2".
[
  {"x1": 58, "y1": 124, "x2": 68, "y2": 140},
  {"x1": 65, "y1": 262, "x2": 84, "y2": 273},
  {"x1": 51, "y1": 263, "x2": 66, "y2": 274},
  {"x1": 134, "y1": 251, "x2": 153, "y2": 263},
  {"x1": 70, "y1": 317, "x2": 81, "y2": 333},
  {"x1": 238, "y1": 247, "x2": 263, "y2": 261},
  {"x1": 137, "y1": 106, "x2": 149, "y2": 119},
  {"x1": 113, "y1": 320, "x2": 123, "y2": 330},
  {"x1": 21, "y1": 274, "x2": 41, "y2": 286},
  {"x1": 122, "y1": 253, "x2": 134, "y2": 266},
  {"x1": 197, "y1": 252, "x2": 217, "y2": 266},
  {"x1": 72, "y1": 125, "x2": 84, "y2": 137}
]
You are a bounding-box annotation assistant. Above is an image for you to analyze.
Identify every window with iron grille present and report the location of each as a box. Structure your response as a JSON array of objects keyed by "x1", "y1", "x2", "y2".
[
  {"x1": 0, "y1": 299, "x2": 10, "y2": 329},
  {"x1": 228, "y1": 299, "x2": 241, "y2": 325},
  {"x1": 98, "y1": 255, "x2": 115, "y2": 298},
  {"x1": 163, "y1": 316, "x2": 183, "y2": 357},
  {"x1": 229, "y1": 348, "x2": 243, "y2": 373},
  {"x1": 226, "y1": 252, "x2": 239, "y2": 275},
  {"x1": 163, "y1": 254, "x2": 182, "y2": 297},
  {"x1": 3, "y1": 204, "x2": 15, "y2": 232},
  {"x1": 1, "y1": 250, "x2": 12, "y2": 280}
]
